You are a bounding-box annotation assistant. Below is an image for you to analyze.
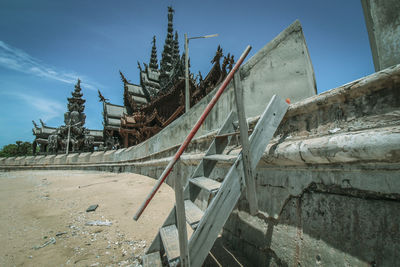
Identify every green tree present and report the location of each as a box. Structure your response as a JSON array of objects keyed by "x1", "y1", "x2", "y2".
[{"x1": 0, "y1": 141, "x2": 35, "y2": 157}]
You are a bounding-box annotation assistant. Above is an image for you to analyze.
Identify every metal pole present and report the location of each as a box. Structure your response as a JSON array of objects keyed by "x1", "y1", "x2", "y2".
[
  {"x1": 133, "y1": 45, "x2": 252, "y2": 221},
  {"x1": 185, "y1": 33, "x2": 190, "y2": 113}
]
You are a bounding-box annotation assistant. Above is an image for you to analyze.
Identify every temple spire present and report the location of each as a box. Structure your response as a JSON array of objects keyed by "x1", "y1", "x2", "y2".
[
  {"x1": 119, "y1": 70, "x2": 128, "y2": 84},
  {"x1": 66, "y1": 78, "x2": 86, "y2": 124},
  {"x1": 172, "y1": 31, "x2": 180, "y2": 64},
  {"x1": 149, "y1": 36, "x2": 159, "y2": 70},
  {"x1": 160, "y1": 6, "x2": 175, "y2": 74}
]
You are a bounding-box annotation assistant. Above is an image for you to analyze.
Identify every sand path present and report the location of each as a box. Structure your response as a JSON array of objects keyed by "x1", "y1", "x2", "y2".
[{"x1": 0, "y1": 170, "x2": 174, "y2": 266}]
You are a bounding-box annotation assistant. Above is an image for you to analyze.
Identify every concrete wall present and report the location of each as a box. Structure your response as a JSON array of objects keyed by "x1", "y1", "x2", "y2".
[
  {"x1": 362, "y1": 0, "x2": 400, "y2": 71},
  {"x1": 116, "y1": 20, "x2": 316, "y2": 162},
  {"x1": 222, "y1": 64, "x2": 400, "y2": 266},
  {"x1": 1, "y1": 65, "x2": 398, "y2": 266}
]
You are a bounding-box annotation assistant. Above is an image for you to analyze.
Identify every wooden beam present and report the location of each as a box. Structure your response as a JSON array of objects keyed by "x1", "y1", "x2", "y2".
[
  {"x1": 174, "y1": 161, "x2": 189, "y2": 266},
  {"x1": 233, "y1": 70, "x2": 258, "y2": 215}
]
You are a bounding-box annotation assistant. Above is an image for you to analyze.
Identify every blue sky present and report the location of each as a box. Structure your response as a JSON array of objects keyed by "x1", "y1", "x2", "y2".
[{"x1": 0, "y1": 0, "x2": 373, "y2": 148}]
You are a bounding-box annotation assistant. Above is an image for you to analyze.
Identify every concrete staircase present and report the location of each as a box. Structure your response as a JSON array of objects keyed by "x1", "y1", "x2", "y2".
[{"x1": 142, "y1": 95, "x2": 288, "y2": 266}]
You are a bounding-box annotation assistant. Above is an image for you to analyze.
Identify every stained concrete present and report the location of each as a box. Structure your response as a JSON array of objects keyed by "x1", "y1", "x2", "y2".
[{"x1": 362, "y1": 0, "x2": 400, "y2": 71}]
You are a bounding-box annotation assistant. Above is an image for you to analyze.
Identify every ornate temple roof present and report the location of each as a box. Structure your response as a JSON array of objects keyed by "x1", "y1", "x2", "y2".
[
  {"x1": 103, "y1": 102, "x2": 126, "y2": 130},
  {"x1": 32, "y1": 125, "x2": 57, "y2": 137},
  {"x1": 104, "y1": 103, "x2": 126, "y2": 119},
  {"x1": 126, "y1": 83, "x2": 147, "y2": 96}
]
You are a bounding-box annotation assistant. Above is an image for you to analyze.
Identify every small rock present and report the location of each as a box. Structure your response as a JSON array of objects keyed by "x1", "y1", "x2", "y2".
[
  {"x1": 328, "y1": 127, "x2": 341, "y2": 134},
  {"x1": 86, "y1": 204, "x2": 99, "y2": 212},
  {"x1": 85, "y1": 220, "x2": 112, "y2": 226},
  {"x1": 56, "y1": 231, "x2": 67, "y2": 237}
]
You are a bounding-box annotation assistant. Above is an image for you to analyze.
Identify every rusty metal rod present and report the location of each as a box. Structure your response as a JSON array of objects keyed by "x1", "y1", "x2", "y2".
[{"x1": 133, "y1": 45, "x2": 252, "y2": 221}]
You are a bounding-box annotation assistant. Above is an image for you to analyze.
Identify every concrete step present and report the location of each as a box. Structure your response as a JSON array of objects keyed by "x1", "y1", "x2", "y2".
[
  {"x1": 160, "y1": 224, "x2": 180, "y2": 264},
  {"x1": 184, "y1": 200, "x2": 204, "y2": 229},
  {"x1": 203, "y1": 154, "x2": 237, "y2": 163},
  {"x1": 142, "y1": 251, "x2": 162, "y2": 267},
  {"x1": 190, "y1": 176, "x2": 221, "y2": 192}
]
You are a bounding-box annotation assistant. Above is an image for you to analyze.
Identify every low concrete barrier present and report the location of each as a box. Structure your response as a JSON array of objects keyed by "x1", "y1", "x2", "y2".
[
  {"x1": 90, "y1": 151, "x2": 104, "y2": 163},
  {"x1": 54, "y1": 154, "x2": 67, "y2": 165},
  {"x1": 66, "y1": 153, "x2": 79, "y2": 164},
  {"x1": 103, "y1": 150, "x2": 116, "y2": 162},
  {"x1": 77, "y1": 152, "x2": 91, "y2": 163},
  {"x1": 42, "y1": 155, "x2": 56, "y2": 165}
]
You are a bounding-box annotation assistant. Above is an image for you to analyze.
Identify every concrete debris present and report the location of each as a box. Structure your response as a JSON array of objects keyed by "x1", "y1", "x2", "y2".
[
  {"x1": 86, "y1": 204, "x2": 99, "y2": 212},
  {"x1": 85, "y1": 220, "x2": 112, "y2": 226},
  {"x1": 33, "y1": 237, "x2": 56, "y2": 250},
  {"x1": 328, "y1": 127, "x2": 341, "y2": 134}
]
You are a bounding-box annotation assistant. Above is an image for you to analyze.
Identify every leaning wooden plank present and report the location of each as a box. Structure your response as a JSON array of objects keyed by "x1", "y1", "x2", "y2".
[
  {"x1": 174, "y1": 171, "x2": 189, "y2": 266},
  {"x1": 233, "y1": 70, "x2": 258, "y2": 215},
  {"x1": 142, "y1": 251, "x2": 162, "y2": 267},
  {"x1": 248, "y1": 95, "x2": 288, "y2": 170},
  {"x1": 189, "y1": 160, "x2": 244, "y2": 267},
  {"x1": 145, "y1": 112, "x2": 238, "y2": 258},
  {"x1": 189, "y1": 95, "x2": 288, "y2": 267},
  {"x1": 160, "y1": 225, "x2": 180, "y2": 263}
]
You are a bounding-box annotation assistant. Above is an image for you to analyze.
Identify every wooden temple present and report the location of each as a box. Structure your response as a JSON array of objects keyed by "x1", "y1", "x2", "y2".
[
  {"x1": 102, "y1": 7, "x2": 235, "y2": 149},
  {"x1": 32, "y1": 79, "x2": 104, "y2": 154}
]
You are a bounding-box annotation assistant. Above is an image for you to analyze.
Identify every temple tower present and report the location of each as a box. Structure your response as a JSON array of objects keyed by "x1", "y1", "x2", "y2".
[
  {"x1": 64, "y1": 79, "x2": 86, "y2": 126},
  {"x1": 172, "y1": 31, "x2": 180, "y2": 64},
  {"x1": 159, "y1": 6, "x2": 175, "y2": 88},
  {"x1": 56, "y1": 79, "x2": 93, "y2": 153}
]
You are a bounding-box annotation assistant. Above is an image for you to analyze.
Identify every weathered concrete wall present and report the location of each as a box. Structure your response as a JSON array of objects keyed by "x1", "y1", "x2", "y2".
[
  {"x1": 362, "y1": 0, "x2": 400, "y2": 71},
  {"x1": 2, "y1": 64, "x2": 394, "y2": 266},
  {"x1": 116, "y1": 20, "x2": 315, "y2": 162},
  {"x1": 222, "y1": 64, "x2": 400, "y2": 266}
]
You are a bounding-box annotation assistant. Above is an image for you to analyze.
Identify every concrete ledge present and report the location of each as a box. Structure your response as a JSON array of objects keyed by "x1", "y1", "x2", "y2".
[
  {"x1": 103, "y1": 150, "x2": 116, "y2": 162},
  {"x1": 15, "y1": 156, "x2": 25, "y2": 165},
  {"x1": 261, "y1": 126, "x2": 400, "y2": 166},
  {"x1": 0, "y1": 158, "x2": 5, "y2": 165},
  {"x1": 66, "y1": 153, "x2": 79, "y2": 164},
  {"x1": 35, "y1": 155, "x2": 45, "y2": 164},
  {"x1": 90, "y1": 151, "x2": 104, "y2": 163},
  {"x1": 113, "y1": 148, "x2": 127, "y2": 161},
  {"x1": 42, "y1": 155, "x2": 56, "y2": 165},
  {"x1": 54, "y1": 154, "x2": 67, "y2": 165},
  {"x1": 24, "y1": 156, "x2": 35, "y2": 165},
  {"x1": 5, "y1": 157, "x2": 16, "y2": 165},
  {"x1": 77, "y1": 152, "x2": 92, "y2": 163}
]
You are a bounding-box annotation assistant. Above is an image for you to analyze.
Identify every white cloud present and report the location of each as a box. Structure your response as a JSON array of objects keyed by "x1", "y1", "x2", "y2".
[
  {"x1": 0, "y1": 40, "x2": 99, "y2": 91},
  {"x1": 8, "y1": 91, "x2": 65, "y2": 122}
]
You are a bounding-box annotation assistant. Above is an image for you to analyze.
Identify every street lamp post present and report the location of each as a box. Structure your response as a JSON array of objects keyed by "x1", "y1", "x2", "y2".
[{"x1": 184, "y1": 33, "x2": 218, "y2": 113}]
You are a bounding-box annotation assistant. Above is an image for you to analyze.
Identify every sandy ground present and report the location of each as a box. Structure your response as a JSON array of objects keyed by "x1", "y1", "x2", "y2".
[{"x1": 0, "y1": 170, "x2": 175, "y2": 267}]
